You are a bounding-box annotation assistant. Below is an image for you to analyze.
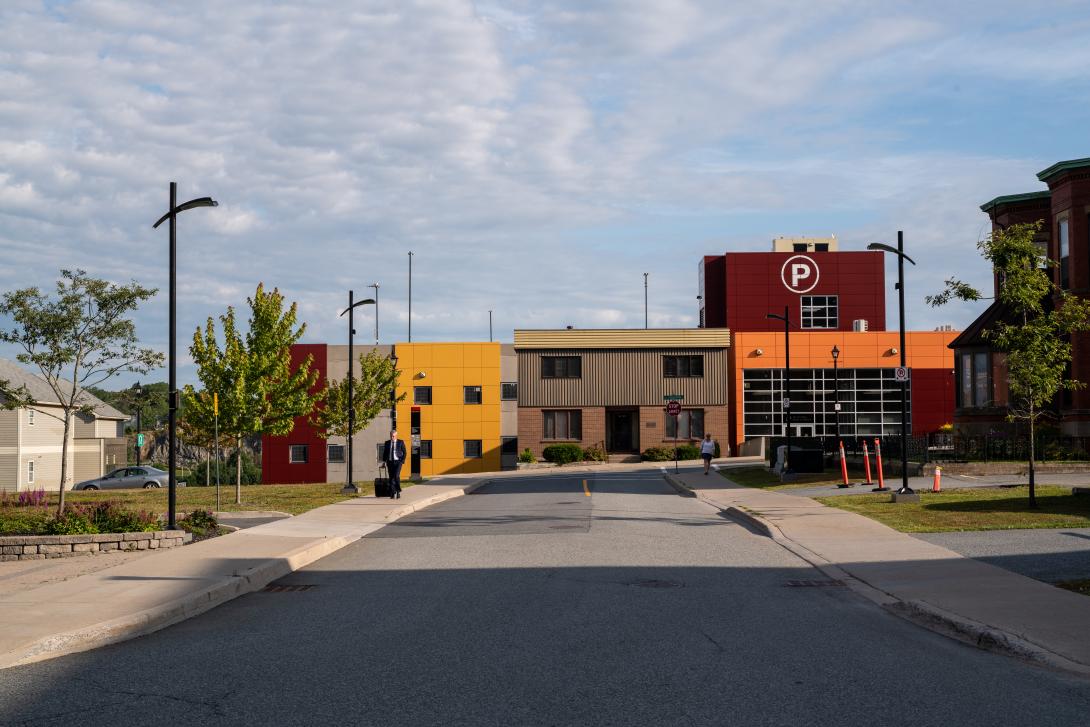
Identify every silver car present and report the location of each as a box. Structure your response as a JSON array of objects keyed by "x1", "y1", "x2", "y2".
[{"x1": 74, "y1": 466, "x2": 185, "y2": 491}]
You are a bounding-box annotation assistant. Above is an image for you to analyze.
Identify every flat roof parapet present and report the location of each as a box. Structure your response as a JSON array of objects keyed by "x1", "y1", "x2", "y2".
[{"x1": 513, "y1": 328, "x2": 730, "y2": 349}]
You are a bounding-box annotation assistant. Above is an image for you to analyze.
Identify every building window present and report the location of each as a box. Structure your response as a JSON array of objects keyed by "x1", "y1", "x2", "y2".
[
  {"x1": 1059, "y1": 218, "x2": 1070, "y2": 288},
  {"x1": 414, "y1": 386, "x2": 432, "y2": 405},
  {"x1": 802, "y1": 296, "x2": 838, "y2": 329},
  {"x1": 289, "y1": 445, "x2": 309, "y2": 464},
  {"x1": 27, "y1": 409, "x2": 34, "y2": 426},
  {"x1": 327, "y1": 444, "x2": 345, "y2": 464},
  {"x1": 814, "y1": 243, "x2": 829, "y2": 252},
  {"x1": 375, "y1": 443, "x2": 385, "y2": 462},
  {"x1": 27, "y1": 460, "x2": 34, "y2": 484},
  {"x1": 501, "y1": 382, "x2": 518, "y2": 400},
  {"x1": 464, "y1": 440, "x2": 483, "y2": 458},
  {"x1": 665, "y1": 409, "x2": 705, "y2": 439},
  {"x1": 960, "y1": 353, "x2": 973, "y2": 408},
  {"x1": 663, "y1": 355, "x2": 704, "y2": 378},
  {"x1": 464, "y1": 386, "x2": 482, "y2": 404},
  {"x1": 419, "y1": 440, "x2": 432, "y2": 459},
  {"x1": 541, "y1": 356, "x2": 581, "y2": 379},
  {"x1": 793, "y1": 243, "x2": 807, "y2": 252},
  {"x1": 742, "y1": 368, "x2": 911, "y2": 438},
  {"x1": 501, "y1": 436, "x2": 518, "y2": 455},
  {"x1": 543, "y1": 410, "x2": 582, "y2": 440},
  {"x1": 973, "y1": 352, "x2": 990, "y2": 407}
]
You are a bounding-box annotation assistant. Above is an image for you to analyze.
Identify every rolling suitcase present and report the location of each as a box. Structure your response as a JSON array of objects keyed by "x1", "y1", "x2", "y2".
[{"x1": 374, "y1": 463, "x2": 394, "y2": 498}]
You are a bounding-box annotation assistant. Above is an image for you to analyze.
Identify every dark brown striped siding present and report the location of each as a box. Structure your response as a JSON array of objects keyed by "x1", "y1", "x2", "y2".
[{"x1": 518, "y1": 348, "x2": 728, "y2": 407}]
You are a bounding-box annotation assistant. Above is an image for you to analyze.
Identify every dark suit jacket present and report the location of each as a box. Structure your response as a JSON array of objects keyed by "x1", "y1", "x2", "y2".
[{"x1": 382, "y1": 439, "x2": 407, "y2": 464}]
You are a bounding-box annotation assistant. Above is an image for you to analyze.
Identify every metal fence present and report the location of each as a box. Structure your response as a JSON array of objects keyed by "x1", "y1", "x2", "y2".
[{"x1": 766, "y1": 433, "x2": 1090, "y2": 465}]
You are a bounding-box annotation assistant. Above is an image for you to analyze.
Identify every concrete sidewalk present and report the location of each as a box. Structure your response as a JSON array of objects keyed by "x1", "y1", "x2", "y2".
[
  {"x1": 667, "y1": 466, "x2": 1090, "y2": 676},
  {"x1": 0, "y1": 478, "x2": 487, "y2": 670}
]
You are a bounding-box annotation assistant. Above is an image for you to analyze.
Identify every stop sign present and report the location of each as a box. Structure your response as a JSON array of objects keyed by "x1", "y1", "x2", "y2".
[{"x1": 666, "y1": 401, "x2": 682, "y2": 416}]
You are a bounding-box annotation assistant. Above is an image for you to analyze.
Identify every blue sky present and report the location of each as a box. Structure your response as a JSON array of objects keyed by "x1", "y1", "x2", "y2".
[{"x1": 1, "y1": 0, "x2": 1088, "y2": 386}]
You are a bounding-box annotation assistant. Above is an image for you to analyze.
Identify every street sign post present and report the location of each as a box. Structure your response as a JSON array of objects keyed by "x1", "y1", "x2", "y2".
[
  {"x1": 665, "y1": 401, "x2": 682, "y2": 416},
  {"x1": 665, "y1": 400, "x2": 682, "y2": 473},
  {"x1": 213, "y1": 392, "x2": 220, "y2": 511},
  {"x1": 664, "y1": 394, "x2": 684, "y2": 401}
]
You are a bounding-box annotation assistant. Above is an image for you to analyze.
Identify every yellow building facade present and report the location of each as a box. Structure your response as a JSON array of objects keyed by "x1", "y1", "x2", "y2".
[{"x1": 394, "y1": 342, "x2": 503, "y2": 476}]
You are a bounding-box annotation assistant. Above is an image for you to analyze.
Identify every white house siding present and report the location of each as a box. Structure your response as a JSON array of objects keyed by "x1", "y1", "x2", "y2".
[
  {"x1": 0, "y1": 410, "x2": 16, "y2": 492},
  {"x1": 73, "y1": 443, "x2": 103, "y2": 484},
  {"x1": 96, "y1": 419, "x2": 124, "y2": 439},
  {"x1": 17, "y1": 407, "x2": 72, "y2": 491}
]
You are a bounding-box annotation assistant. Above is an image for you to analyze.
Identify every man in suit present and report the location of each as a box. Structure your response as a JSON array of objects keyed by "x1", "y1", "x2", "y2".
[{"x1": 382, "y1": 429, "x2": 407, "y2": 499}]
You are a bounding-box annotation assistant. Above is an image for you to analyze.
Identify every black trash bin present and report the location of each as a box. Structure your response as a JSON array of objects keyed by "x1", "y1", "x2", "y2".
[{"x1": 789, "y1": 443, "x2": 824, "y2": 473}]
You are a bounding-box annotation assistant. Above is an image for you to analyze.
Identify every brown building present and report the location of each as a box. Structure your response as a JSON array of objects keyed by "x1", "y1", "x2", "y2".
[
  {"x1": 514, "y1": 329, "x2": 731, "y2": 460},
  {"x1": 954, "y1": 156, "x2": 1090, "y2": 435}
]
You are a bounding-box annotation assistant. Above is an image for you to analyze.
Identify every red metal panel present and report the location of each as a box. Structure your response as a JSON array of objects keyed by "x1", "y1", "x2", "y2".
[
  {"x1": 911, "y1": 368, "x2": 955, "y2": 434},
  {"x1": 262, "y1": 344, "x2": 328, "y2": 484}
]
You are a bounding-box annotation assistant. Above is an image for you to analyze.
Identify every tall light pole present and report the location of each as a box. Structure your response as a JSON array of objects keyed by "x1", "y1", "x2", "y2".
[
  {"x1": 868, "y1": 232, "x2": 917, "y2": 495},
  {"x1": 767, "y1": 306, "x2": 793, "y2": 475},
  {"x1": 153, "y1": 182, "x2": 217, "y2": 530},
  {"x1": 489, "y1": 310, "x2": 493, "y2": 342},
  {"x1": 339, "y1": 291, "x2": 376, "y2": 495},
  {"x1": 644, "y1": 273, "x2": 649, "y2": 329},
  {"x1": 407, "y1": 251, "x2": 414, "y2": 343},
  {"x1": 369, "y1": 283, "x2": 380, "y2": 345},
  {"x1": 831, "y1": 345, "x2": 841, "y2": 444}
]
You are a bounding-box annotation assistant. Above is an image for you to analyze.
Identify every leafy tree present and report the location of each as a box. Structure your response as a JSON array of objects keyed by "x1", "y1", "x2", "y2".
[
  {"x1": 183, "y1": 284, "x2": 320, "y2": 503},
  {"x1": 0, "y1": 270, "x2": 162, "y2": 513},
  {"x1": 928, "y1": 222, "x2": 1090, "y2": 506},
  {"x1": 91, "y1": 381, "x2": 170, "y2": 428},
  {"x1": 310, "y1": 349, "x2": 405, "y2": 439}
]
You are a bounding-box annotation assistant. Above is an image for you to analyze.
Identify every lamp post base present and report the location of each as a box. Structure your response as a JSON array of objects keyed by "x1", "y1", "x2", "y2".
[
  {"x1": 341, "y1": 484, "x2": 361, "y2": 495},
  {"x1": 871, "y1": 486, "x2": 890, "y2": 492},
  {"x1": 891, "y1": 491, "x2": 920, "y2": 503}
]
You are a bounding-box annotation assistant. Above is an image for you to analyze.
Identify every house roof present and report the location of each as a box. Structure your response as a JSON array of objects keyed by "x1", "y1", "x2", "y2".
[
  {"x1": 979, "y1": 191, "x2": 1051, "y2": 214},
  {"x1": 948, "y1": 301, "x2": 1007, "y2": 349},
  {"x1": 1037, "y1": 157, "x2": 1090, "y2": 184},
  {"x1": 0, "y1": 357, "x2": 128, "y2": 420}
]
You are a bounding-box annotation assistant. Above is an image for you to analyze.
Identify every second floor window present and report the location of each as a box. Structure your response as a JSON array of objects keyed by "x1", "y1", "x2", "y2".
[
  {"x1": 802, "y1": 296, "x2": 838, "y2": 329},
  {"x1": 501, "y1": 382, "x2": 518, "y2": 400},
  {"x1": 1059, "y1": 218, "x2": 1070, "y2": 288},
  {"x1": 464, "y1": 386, "x2": 482, "y2": 404},
  {"x1": 664, "y1": 355, "x2": 703, "y2": 378},
  {"x1": 414, "y1": 386, "x2": 432, "y2": 405},
  {"x1": 541, "y1": 356, "x2": 581, "y2": 378}
]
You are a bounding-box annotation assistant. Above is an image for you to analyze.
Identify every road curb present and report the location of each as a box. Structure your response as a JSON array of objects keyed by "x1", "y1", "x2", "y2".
[
  {"x1": 666, "y1": 473, "x2": 1090, "y2": 678},
  {"x1": 0, "y1": 480, "x2": 488, "y2": 670}
]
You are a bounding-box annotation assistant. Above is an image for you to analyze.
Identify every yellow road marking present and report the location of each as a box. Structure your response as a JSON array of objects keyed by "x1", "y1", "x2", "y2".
[{"x1": 583, "y1": 479, "x2": 591, "y2": 497}]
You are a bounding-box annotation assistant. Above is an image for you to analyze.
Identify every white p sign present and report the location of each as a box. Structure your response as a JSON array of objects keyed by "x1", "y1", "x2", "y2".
[{"x1": 781, "y1": 255, "x2": 820, "y2": 294}]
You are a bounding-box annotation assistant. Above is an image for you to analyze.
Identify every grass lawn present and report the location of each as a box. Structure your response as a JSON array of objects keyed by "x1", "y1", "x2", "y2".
[
  {"x1": 815, "y1": 486, "x2": 1090, "y2": 532},
  {"x1": 720, "y1": 466, "x2": 870, "y2": 491},
  {"x1": 57, "y1": 482, "x2": 385, "y2": 517}
]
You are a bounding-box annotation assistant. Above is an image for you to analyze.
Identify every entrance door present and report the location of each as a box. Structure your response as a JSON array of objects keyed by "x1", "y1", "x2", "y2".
[
  {"x1": 792, "y1": 424, "x2": 814, "y2": 438},
  {"x1": 607, "y1": 409, "x2": 638, "y2": 453},
  {"x1": 410, "y1": 409, "x2": 421, "y2": 478}
]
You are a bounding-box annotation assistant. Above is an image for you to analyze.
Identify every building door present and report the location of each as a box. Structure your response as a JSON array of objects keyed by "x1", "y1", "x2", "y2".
[
  {"x1": 607, "y1": 409, "x2": 638, "y2": 453},
  {"x1": 410, "y1": 409, "x2": 421, "y2": 478},
  {"x1": 501, "y1": 436, "x2": 518, "y2": 470},
  {"x1": 791, "y1": 424, "x2": 814, "y2": 438}
]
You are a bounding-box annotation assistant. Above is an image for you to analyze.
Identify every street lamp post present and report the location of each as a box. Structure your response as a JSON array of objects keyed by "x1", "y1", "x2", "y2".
[
  {"x1": 644, "y1": 273, "x2": 649, "y2": 329},
  {"x1": 831, "y1": 346, "x2": 841, "y2": 445},
  {"x1": 767, "y1": 306, "x2": 793, "y2": 476},
  {"x1": 153, "y1": 182, "x2": 217, "y2": 530},
  {"x1": 339, "y1": 291, "x2": 376, "y2": 495},
  {"x1": 133, "y1": 382, "x2": 143, "y2": 468},
  {"x1": 369, "y1": 283, "x2": 380, "y2": 345},
  {"x1": 868, "y1": 231, "x2": 917, "y2": 495}
]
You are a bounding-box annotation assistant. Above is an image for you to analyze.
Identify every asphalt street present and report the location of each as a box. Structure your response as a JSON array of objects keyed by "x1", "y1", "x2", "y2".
[{"x1": 2, "y1": 471, "x2": 1090, "y2": 726}]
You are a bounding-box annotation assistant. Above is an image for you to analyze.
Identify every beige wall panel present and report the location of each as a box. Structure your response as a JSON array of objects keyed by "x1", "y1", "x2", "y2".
[
  {"x1": 0, "y1": 452, "x2": 15, "y2": 493},
  {"x1": 74, "y1": 446, "x2": 102, "y2": 483},
  {"x1": 73, "y1": 412, "x2": 96, "y2": 438},
  {"x1": 0, "y1": 409, "x2": 18, "y2": 446},
  {"x1": 20, "y1": 407, "x2": 69, "y2": 448},
  {"x1": 518, "y1": 349, "x2": 729, "y2": 408}
]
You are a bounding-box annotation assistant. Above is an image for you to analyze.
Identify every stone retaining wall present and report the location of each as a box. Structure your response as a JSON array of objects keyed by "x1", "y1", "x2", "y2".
[{"x1": 0, "y1": 531, "x2": 191, "y2": 562}]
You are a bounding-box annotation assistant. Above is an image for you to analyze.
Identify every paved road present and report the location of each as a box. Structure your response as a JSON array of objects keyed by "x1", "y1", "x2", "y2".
[
  {"x1": 3, "y1": 471, "x2": 1090, "y2": 725},
  {"x1": 915, "y1": 528, "x2": 1090, "y2": 583}
]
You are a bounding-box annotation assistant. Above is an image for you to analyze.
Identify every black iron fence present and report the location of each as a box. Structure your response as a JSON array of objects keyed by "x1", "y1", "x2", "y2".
[{"x1": 766, "y1": 433, "x2": 1090, "y2": 466}]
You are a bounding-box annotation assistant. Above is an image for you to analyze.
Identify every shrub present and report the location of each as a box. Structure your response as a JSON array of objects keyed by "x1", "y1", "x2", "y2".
[
  {"x1": 81, "y1": 501, "x2": 158, "y2": 533},
  {"x1": 45, "y1": 509, "x2": 96, "y2": 535},
  {"x1": 226, "y1": 450, "x2": 262, "y2": 485},
  {"x1": 518, "y1": 448, "x2": 536, "y2": 464},
  {"x1": 582, "y1": 443, "x2": 606, "y2": 462},
  {"x1": 675, "y1": 444, "x2": 701, "y2": 460},
  {"x1": 18, "y1": 488, "x2": 47, "y2": 507},
  {"x1": 542, "y1": 444, "x2": 583, "y2": 465},
  {"x1": 0, "y1": 508, "x2": 52, "y2": 535},
  {"x1": 178, "y1": 509, "x2": 219, "y2": 538},
  {"x1": 642, "y1": 446, "x2": 674, "y2": 462}
]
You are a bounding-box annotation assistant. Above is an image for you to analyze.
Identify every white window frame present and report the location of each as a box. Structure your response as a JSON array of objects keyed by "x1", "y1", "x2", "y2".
[
  {"x1": 327, "y1": 444, "x2": 346, "y2": 464},
  {"x1": 801, "y1": 295, "x2": 838, "y2": 329},
  {"x1": 27, "y1": 460, "x2": 34, "y2": 484},
  {"x1": 27, "y1": 409, "x2": 34, "y2": 426},
  {"x1": 289, "y1": 445, "x2": 309, "y2": 464}
]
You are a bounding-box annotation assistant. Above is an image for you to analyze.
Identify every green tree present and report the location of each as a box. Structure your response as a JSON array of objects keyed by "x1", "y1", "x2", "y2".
[
  {"x1": 183, "y1": 284, "x2": 320, "y2": 502},
  {"x1": 310, "y1": 350, "x2": 405, "y2": 439},
  {"x1": 0, "y1": 270, "x2": 162, "y2": 513},
  {"x1": 928, "y1": 222, "x2": 1090, "y2": 506}
]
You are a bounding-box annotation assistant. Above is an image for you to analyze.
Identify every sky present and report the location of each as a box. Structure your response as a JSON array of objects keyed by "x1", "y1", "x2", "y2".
[{"x1": 1, "y1": 0, "x2": 1089, "y2": 387}]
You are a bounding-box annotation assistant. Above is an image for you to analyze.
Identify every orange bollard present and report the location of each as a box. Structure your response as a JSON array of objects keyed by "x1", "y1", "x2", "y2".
[
  {"x1": 862, "y1": 440, "x2": 873, "y2": 486},
  {"x1": 872, "y1": 438, "x2": 889, "y2": 492},
  {"x1": 837, "y1": 440, "x2": 852, "y2": 487},
  {"x1": 933, "y1": 466, "x2": 942, "y2": 492}
]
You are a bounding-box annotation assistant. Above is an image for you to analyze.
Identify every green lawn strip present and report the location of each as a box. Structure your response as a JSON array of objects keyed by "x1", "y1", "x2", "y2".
[
  {"x1": 719, "y1": 466, "x2": 867, "y2": 491},
  {"x1": 815, "y1": 486, "x2": 1090, "y2": 532},
  {"x1": 1056, "y1": 579, "x2": 1090, "y2": 597},
  {"x1": 59, "y1": 482, "x2": 380, "y2": 517}
]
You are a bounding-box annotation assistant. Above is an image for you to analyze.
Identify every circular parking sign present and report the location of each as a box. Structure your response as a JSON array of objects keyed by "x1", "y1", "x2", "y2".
[
  {"x1": 666, "y1": 401, "x2": 682, "y2": 416},
  {"x1": 894, "y1": 367, "x2": 909, "y2": 382},
  {"x1": 780, "y1": 255, "x2": 820, "y2": 294}
]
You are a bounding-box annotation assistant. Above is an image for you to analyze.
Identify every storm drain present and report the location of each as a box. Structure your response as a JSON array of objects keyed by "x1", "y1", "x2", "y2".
[
  {"x1": 262, "y1": 584, "x2": 317, "y2": 593},
  {"x1": 784, "y1": 579, "x2": 845, "y2": 588},
  {"x1": 626, "y1": 578, "x2": 683, "y2": 589}
]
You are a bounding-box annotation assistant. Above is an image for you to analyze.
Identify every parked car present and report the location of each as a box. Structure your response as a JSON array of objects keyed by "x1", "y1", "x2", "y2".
[{"x1": 73, "y1": 466, "x2": 185, "y2": 491}]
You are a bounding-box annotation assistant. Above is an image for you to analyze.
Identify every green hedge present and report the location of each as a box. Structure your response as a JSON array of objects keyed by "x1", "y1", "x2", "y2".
[
  {"x1": 642, "y1": 443, "x2": 718, "y2": 461},
  {"x1": 0, "y1": 501, "x2": 159, "y2": 536},
  {"x1": 542, "y1": 443, "x2": 583, "y2": 464}
]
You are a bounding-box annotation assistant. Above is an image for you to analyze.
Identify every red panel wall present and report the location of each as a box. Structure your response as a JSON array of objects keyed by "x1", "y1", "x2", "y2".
[
  {"x1": 911, "y1": 368, "x2": 955, "y2": 435},
  {"x1": 723, "y1": 251, "x2": 886, "y2": 332},
  {"x1": 262, "y1": 344, "x2": 328, "y2": 484},
  {"x1": 700, "y1": 256, "x2": 727, "y2": 328}
]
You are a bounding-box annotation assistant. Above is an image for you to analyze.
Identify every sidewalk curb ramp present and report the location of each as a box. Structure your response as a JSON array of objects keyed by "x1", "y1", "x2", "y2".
[
  {"x1": 666, "y1": 473, "x2": 1090, "y2": 679},
  {"x1": 0, "y1": 480, "x2": 489, "y2": 670}
]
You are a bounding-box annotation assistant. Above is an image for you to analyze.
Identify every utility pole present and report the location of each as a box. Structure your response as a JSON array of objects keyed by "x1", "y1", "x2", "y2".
[
  {"x1": 370, "y1": 283, "x2": 379, "y2": 345},
  {"x1": 489, "y1": 310, "x2": 493, "y2": 342},
  {"x1": 644, "y1": 273, "x2": 649, "y2": 329},
  {"x1": 408, "y1": 251, "x2": 413, "y2": 343}
]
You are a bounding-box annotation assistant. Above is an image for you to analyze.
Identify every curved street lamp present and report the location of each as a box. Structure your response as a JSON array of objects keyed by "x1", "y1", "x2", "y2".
[
  {"x1": 868, "y1": 232, "x2": 917, "y2": 495},
  {"x1": 339, "y1": 291, "x2": 376, "y2": 494},
  {"x1": 153, "y1": 182, "x2": 218, "y2": 530}
]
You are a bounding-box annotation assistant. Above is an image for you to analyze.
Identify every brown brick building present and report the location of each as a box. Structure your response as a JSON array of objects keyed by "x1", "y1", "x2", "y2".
[{"x1": 514, "y1": 329, "x2": 731, "y2": 460}]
